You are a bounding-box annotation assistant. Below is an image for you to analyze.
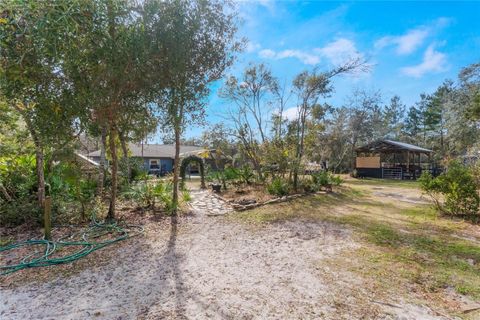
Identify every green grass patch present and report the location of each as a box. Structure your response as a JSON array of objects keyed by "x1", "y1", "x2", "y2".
[
  {"x1": 329, "y1": 213, "x2": 480, "y2": 299},
  {"x1": 232, "y1": 184, "x2": 480, "y2": 301},
  {"x1": 347, "y1": 178, "x2": 420, "y2": 189}
]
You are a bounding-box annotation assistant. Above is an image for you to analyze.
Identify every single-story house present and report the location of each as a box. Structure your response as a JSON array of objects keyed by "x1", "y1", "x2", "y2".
[
  {"x1": 88, "y1": 143, "x2": 207, "y2": 176},
  {"x1": 355, "y1": 139, "x2": 436, "y2": 180}
]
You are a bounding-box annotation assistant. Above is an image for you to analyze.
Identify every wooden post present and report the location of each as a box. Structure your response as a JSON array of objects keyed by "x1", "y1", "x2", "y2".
[
  {"x1": 44, "y1": 196, "x2": 52, "y2": 240},
  {"x1": 407, "y1": 151, "x2": 410, "y2": 170},
  {"x1": 418, "y1": 153, "x2": 421, "y2": 176}
]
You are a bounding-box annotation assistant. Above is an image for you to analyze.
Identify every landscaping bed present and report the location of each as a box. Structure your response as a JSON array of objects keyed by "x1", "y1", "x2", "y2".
[{"x1": 214, "y1": 184, "x2": 329, "y2": 211}]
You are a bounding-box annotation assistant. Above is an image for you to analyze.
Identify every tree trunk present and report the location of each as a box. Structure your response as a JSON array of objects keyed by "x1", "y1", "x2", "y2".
[
  {"x1": 34, "y1": 142, "x2": 46, "y2": 209},
  {"x1": 119, "y1": 131, "x2": 131, "y2": 182},
  {"x1": 14, "y1": 105, "x2": 46, "y2": 212},
  {"x1": 172, "y1": 122, "x2": 181, "y2": 215},
  {"x1": 107, "y1": 124, "x2": 118, "y2": 220},
  {"x1": 253, "y1": 161, "x2": 263, "y2": 181},
  {"x1": 0, "y1": 182, "x2": 12, "y2": 202},
  {"x1": 440, "y1": 125, "x2": 444, "y2": 157},
  {"x1": 23, "y1": 116, "x2": 46, "y2": 209},
  {"x1": 351, "y1": 143, "x2": 357, "y2": 172},
  {"x1": 293, "y1": 106, "x2": 307, "y2": 191},
  {"x1": 97, "y1": 126, "x2": 107, "y2": 196}
]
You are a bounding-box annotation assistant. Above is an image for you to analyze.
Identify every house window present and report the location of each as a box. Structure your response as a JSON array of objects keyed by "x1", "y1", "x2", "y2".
[{"x1": 149, "y1": 159, "x2": 160, "y2": 170}]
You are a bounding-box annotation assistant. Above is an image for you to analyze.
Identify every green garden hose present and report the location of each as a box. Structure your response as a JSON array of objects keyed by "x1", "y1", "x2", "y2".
[{"x1": 0, "y1": 214, "x2": 143, "y2": 275}]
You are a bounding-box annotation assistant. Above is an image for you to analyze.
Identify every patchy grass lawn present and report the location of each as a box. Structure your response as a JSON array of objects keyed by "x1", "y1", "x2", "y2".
[
  {"x1": 346, "y1": 176, "x2": 421, "y2": 189},
  {"x1": 230, "y1": 180, "x2": 480, "y2": 318}
]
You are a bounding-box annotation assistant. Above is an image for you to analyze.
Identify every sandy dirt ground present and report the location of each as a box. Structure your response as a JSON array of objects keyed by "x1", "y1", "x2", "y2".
[{"x1": 1, "y1": 187, "x2": 453, "y2": 320}]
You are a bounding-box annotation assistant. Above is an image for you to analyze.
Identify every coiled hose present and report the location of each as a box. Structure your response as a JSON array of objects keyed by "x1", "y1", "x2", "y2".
[{"x1": 0, "y1": 214, "x2": 143, "y2": 275}]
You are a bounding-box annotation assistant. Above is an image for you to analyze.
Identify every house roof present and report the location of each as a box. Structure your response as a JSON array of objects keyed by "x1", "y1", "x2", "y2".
[
  {"x1": 75, "y1": 152, "x2": 100, "y2": 167},
  {"x1": 87, "y1": 143, "x2": 206, "y2": 158},
  {"x1": 356, "y1": 139, "x2": 433, "y2": 154}
]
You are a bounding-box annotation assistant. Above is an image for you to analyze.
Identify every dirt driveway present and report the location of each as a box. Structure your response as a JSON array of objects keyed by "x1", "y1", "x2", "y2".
[{"x1": 0, "y1": 185, "x2": 461, "y2": 319}]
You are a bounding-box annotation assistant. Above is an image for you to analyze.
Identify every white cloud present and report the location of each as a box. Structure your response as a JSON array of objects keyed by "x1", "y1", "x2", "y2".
[
  {"x1": 272, "y1": 107, "x2": 299, "y2": 121},
  {"x1": 246, "y1": 41, "x2": 261, "y2": 53},
  {"x1": 401, "y1": 44, "x2": 447, "y2": 77},
  {"x1": 258, "y1": 0, "x2": 274, "y2": 10},
  {"x1": 375, "y1": 17, "x2": 451, "y2": 55},
  {"x1": 376, "y1": 28, "x2": 429, "y2": 55},
  {"x1": 276, "y1": 50, "x2": 321, "y2": 65},
  {"x1": 259, "y1": 49, "x2": 319, "y2": 65},
  {"x1": 238, "y1": 0, "x2": 275, "y2": 14},
  {"x1": 281, "y1": 107, "x2": 299, "y2": 121},
  {"x1": 315, "y1": 38, "x2": 363, "y2": 65},
  {"x1": 258, "y1": 38, "x2": 362, "y2": 66},
  {"x1": 259, "y1": 49, "x2": 276, "y2": 58}
]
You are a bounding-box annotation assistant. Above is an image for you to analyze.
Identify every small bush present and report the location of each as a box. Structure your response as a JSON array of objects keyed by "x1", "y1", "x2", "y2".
[
  {"x1": 121, "y1": 157, "x2": 147, "y2": 182},
  {"x1": 267, "y1": 177, "x2": 290, "y2": 197},
  {"x1": 0, "y1": 196, "x2": 40, "y2": 226},
  {"x1": 208, "y1": 167, "x2": 239, "y2": 190},
  {"x1": 182, "y1": 189, "x2": 192, "y2": 203},
  {"x1": 121, "y1": 181, "x2": 156, "y2": 208},
  {"x1": 312, "y1": 171, "x2": 330, "y2": 187},
  {"x1": 311, "y1": 171, "x2": 343, "y2": 188},
  {"x1": 330, "y1": 175, "x2": 344, "y2": 186},
  {"x1": 301, "y1": 179, "x2": 319, "y2": 193},
  {"x1": 1, "y1": 155, "x2": 98, "y2": 225},
  {"x1": 237, "y1": 165, "x2": 255, "y2": 185},
  {"x1": 419, "y1": 161, "x2": 479, "y2": 216},
  {"x1": 122, "y1": 180, "x2": 174, "y2": 211}
]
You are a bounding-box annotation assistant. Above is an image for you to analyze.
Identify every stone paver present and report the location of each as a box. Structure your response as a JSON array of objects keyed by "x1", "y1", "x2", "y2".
[{"x1": 189, "y1": 189, "x2": 233, "y2": 216}]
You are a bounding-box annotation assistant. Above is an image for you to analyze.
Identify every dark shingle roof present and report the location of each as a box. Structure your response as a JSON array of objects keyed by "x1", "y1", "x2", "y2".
[
  {"x1": 87, "y1": 143, "x2": 205, "y2": 158},
  {"x1": 356, "y1": 139, "x2": 433, "y2": 153}
]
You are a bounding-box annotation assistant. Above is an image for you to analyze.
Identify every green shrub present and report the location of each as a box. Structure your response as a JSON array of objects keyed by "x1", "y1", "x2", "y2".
[
  {"x1": 182, "y1": 189, "x2": 192, "y2": 203},
  {"x1": 237, "y1": 165, "x2": 255, "y2": 185},
  {"x1": 153, "y1": 180, "x2": 174, "y2": 210},
  {"x1": 301, "y1": 179, "x2": 318, "y2": 193},
  {"x1": 267, "y1": 177, "x2": 290, "y2": 197},
  {"x1": 419, "y1": 161, "x2": 479, "y2": 216},
  {"x1": 1, "y1": 155, "x2": 98, "y2": 225},
  {"x1": 311, "y1": 171, "x2": 343, "y2": 188},
  {"x1": 330, "y1": 175, "x2": 344, "y2": 186},
  {"x1": 208, "y1": 167, "x2": 239, "y2": 190},
  {"x1": 122, "y1": 181, "x2": 156, "y2": 208},
  {"x1": 0, "y1": 155, "x2": 37, "y2": 202},
  {"x1": 121, "y1": 179, "x2": 178, "y2": 214},
  {"x1": 53, "y1": 162, "x2": 97, "y2": 220},
  {"x1": 0, "y1": 196, "x2": 40, "y2": 226},
  {"x1": 312, "y1": 171, "x2": 330, "y2": 186},
  {"x1": 120, "y1": 157, "x2": 147, "y2": 182}
]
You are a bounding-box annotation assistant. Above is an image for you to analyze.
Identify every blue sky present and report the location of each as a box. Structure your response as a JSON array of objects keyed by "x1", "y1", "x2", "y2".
[{"x1": 169, "y1": 1, "x2": 480, "y2": 141}]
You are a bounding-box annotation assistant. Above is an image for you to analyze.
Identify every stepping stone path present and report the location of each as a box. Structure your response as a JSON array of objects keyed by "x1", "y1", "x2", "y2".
[{"x1": 189, "y1": 189, "x2": 233, "y2": 216}]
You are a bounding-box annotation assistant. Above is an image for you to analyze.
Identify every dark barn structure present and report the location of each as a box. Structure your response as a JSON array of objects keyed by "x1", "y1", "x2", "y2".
[{"x1": 355, "y1": 139, "x2": 435, "y2": 180}]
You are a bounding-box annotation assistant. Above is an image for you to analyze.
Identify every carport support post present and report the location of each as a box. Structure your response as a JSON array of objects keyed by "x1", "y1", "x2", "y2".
[
  {"x1": 407, "y1": 151, "x2": 410, "y2": 171},
  {"x1": 418, "y1": 153, "x2": 421, "y2": 176},
  {"x1": 44, "y1": 196, "x2": 52, "y2": 240}
]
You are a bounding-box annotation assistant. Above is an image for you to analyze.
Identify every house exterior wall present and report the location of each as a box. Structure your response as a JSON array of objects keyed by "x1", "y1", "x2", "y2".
[
  {"x1": 89, "y1": 156, "x2": 174, "y2": 175},
  {"x1": 141, "y1": 157, "x2": 173, "y2": 175}
]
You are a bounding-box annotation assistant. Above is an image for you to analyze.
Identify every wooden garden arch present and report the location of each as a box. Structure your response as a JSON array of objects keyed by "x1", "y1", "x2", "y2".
[{"x1": 180, "y1": 155, "x2": 206, "y2": 189}]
